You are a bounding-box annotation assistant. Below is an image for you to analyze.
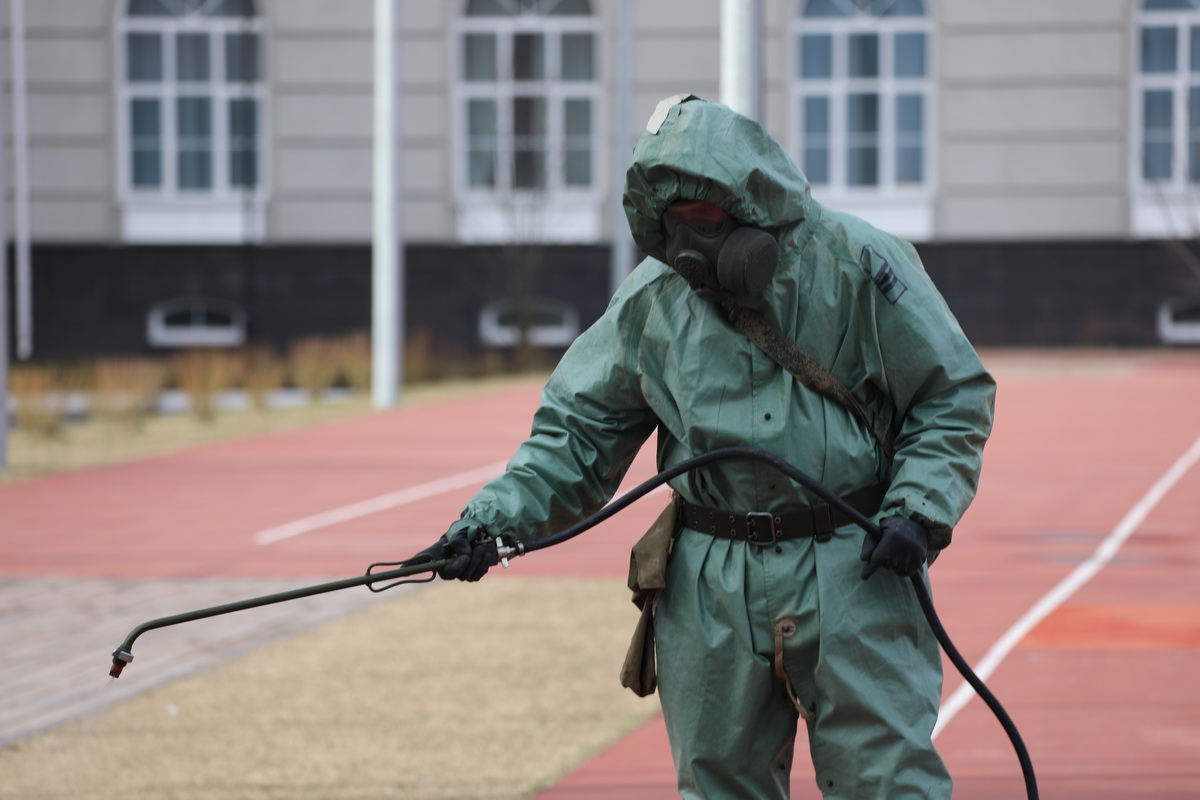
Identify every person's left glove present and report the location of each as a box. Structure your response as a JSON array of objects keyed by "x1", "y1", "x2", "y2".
[
  {"x1": 420, "y1": 529, "x2": 499, "y2": 582},
  {"x1": 860, "y1": 516, "x2": 928, "y2": 580}
]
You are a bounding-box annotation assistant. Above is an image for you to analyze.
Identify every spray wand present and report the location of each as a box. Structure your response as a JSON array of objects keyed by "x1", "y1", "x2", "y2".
[
  {"x1": 108, "y1": 446, "x2": 1036, "y2": 799},
  {"x1": 107, "y1": 543, "x2": 520, "y2": 678}
]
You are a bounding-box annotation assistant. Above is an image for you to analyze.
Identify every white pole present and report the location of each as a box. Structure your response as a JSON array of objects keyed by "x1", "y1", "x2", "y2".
[
  {"x1": 0, "y1": 43, "x2": 8, "y2": 470},
  {"x1": 609, "y1": 0, "x2": 634, "y2": 295},
  {"x1": 720, "y1": 0, "x2": 762, "y2": 120},
  {"x1": 371, "y1": 0, "x2": 403, "y2": 409},
  {"x1": 0, "y1": 249, "x2": 7, "y2": 471},
  {"x1": 9, "y1": 0, "x2": 31, "y2": 360}
]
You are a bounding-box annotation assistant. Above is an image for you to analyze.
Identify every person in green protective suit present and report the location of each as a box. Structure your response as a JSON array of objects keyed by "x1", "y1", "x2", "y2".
[{"x1": 425, "y1": 95, "x2": 995, "y2": 799}]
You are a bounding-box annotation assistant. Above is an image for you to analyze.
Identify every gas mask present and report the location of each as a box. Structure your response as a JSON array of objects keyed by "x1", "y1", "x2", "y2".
[{"x1": 663, "y1": 201, "x2": 780, "y2": 299}]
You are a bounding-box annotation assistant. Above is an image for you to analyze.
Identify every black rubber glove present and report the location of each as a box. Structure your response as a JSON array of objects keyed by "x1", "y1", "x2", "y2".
[
  {"x1": 860, "y1": 516, "x2": 928, "y2": 580},
  {"x1": 435, "y1": 530, "x2": 499, "y2": 582}
]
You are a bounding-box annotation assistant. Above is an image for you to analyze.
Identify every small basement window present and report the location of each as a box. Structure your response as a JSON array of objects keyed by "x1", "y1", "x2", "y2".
[
  {"x1": 147, "y1": 297, "x2": 247, "y2": 347},
  {"x1": 478, "y1": 298, "x2": 579, "y2": 347},
  {"x1": 1157, "y1": 296, "x2": 1200, "y2": 345}
]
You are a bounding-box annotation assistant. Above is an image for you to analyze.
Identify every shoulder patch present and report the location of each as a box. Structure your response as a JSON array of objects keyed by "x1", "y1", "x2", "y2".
[{"x1": 861, "y1": 245, "x2": 908, "y2": 305}]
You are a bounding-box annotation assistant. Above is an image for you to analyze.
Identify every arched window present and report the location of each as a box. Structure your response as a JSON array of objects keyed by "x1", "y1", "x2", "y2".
[
  {"x1": 792, "y1": 0, "x2": 932, "y2": 237},
  {"x1": 454, "y1": 0, "x2": 603, "y2": 242},
  {"x1": 120, "y1": 0, "x2": 265, "y2": 242},
  {"x1": 1133, "y1": 0, "x2": 1200, "y2": 236},
  {"x1": 146, "y1": 297, "x2": 247, "y2": 348},
  {"x1": 478, "y1": 297, "x2": 580, "y2": 347}
]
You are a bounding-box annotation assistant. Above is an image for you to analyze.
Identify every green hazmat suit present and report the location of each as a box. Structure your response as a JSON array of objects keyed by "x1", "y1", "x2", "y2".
[{"x1": 450, "y1": 96, "x2": 995, "y2": 799}]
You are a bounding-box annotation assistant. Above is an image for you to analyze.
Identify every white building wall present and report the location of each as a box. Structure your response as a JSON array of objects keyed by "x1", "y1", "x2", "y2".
[
  {"x1": 401, "y1": 2, "x2": 461, "y2": 243},
  {"x1": 6, "y1": 0, "x2": 115, "y2": 240},
  {"x1": 630, "y1": 0, "x2": 722, "y2": 118},
  {"x1": 934, "y1": 0, "x2": 1132, "y2": 240},
  {"x1": 267, "y1": 0, "x2": 373, "y2": 242},
  {"x1": 0, "y1": 0, "x2": 1168, "y2": 247}
]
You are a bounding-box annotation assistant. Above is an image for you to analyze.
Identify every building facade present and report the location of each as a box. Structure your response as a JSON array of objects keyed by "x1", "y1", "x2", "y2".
[{"x1": 4, "y1": 0, "x2": 1199, "y2": 360}]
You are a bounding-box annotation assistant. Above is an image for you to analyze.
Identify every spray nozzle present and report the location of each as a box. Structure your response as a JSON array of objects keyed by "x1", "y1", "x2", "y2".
[{"x1": 110, "y1": 648, "x2": 134, "y2": 679}]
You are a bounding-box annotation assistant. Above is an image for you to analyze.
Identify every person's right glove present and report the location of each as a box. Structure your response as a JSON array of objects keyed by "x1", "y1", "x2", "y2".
[
  {"x1": 859, "y1": 515, "x2": 928, "y2": 580},
  {"x1": 422, "y1": 529, "x2": 498, "y2": 582}
]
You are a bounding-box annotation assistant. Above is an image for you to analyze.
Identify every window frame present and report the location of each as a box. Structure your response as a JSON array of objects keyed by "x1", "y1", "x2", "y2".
[
  {"x1": 146, "y1": 296, "x2": 247, "y2": 348},
  {"x1": 116, "y1": 0, "x2": 269, "y2": 243},
  {"x1": 790, "y1": 0, "x2": 935, "y2": 240},
  {"x1": 1131, "y1": 0, "x2": 1200, "y2": 238},
  {"x1": 451, "y1": 2, "x2": 605, "y2": 243},
  {"x1": 477, "y1": 297, "x2": 581, "y2": 347}
]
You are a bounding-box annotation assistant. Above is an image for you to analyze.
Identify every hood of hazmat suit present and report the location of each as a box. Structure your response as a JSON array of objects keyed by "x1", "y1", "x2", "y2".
[{"x1": 451, "y1": 95, "x2": 995, "y2": 554}]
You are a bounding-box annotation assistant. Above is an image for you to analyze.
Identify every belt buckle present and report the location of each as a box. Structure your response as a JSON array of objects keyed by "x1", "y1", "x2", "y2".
[{"x1": 746, "y1": 512, "x2": 778, "y2": 546}]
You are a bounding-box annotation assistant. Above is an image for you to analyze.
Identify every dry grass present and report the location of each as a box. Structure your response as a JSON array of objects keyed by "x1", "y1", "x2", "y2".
[
  {"x1": 1, "y1": 372, "x2": 551, "y2": 487},
  {"x1": 90, "y1": 358, "x2": 168, "y2": 430},
  {"x1": 334, "y1": 330, "x2": 372, "y2": 393},
  {"x1": 8, "y1": 364, "x2": 71, "y2": 438},
  {"x1": 0, "y1": 395, "x2": 375, "y2": 486},
  {"x1": 238, "y1": 346, "x2": 288, "y2": 411},
  {"x1": 404, "y1": 327, "x2": 437, "y2": 384},
  {"x1": 171, "y1": 349, "x2": 241, "y2": 422},
  {"x1": 0, "y1": 578, "x2": 659, "y2": 800},
  {"x1": 288, "y1": 337, "x2": 339, "y2": 404}
]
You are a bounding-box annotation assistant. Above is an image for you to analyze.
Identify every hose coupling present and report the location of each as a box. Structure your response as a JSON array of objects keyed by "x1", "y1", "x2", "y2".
[{"x1": 495, "y1": 535, "x2": 524, "y2": 568}]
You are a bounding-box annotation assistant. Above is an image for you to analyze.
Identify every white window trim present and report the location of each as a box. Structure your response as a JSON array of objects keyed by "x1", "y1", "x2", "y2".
[
  {"x1": 1131, "y1": 2, "x2": 1200, "y2": 238},
  {"x1": 478, "y1": 297, "x2": 581, "y2": 347},
  {"x1": 147, "y1": 297, "x2": 247, "y2": 348},
  {"x1": 452, "y1": 9, "x2": 605, "y2": 244},
  {"x1": 790, "y1": 5, "x2": 935, "y2": 241},
  {"x1": 1157, "y1": 295, "x2": 1200, "y2": 343},
  {"x1": 116, "y1": 4, "x2": 269, "y2": 243}
]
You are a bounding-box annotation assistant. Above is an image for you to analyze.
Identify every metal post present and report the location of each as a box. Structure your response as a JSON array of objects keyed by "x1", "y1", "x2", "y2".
[
  {"x1": 1, "y1": 253, "x2": 7, "y2": 470},
  {"x1": 720, "y1": 0, "x2": 763, "y2": 121},
  {"x1": 1, "y1": 11, "x2": 9, "y2": 469},
  {"x1": 609, "y1": 0, "x2": 634, "y2": 295},
  {"x1": 0, "y1": 66, "x2": 7, "y2": 470},
  {"x1": 371, "y1": 0, "x2": 403, "y2": 409},
  {"x1": 9, "y1": 0, "x2": 30, "y2": 359}
]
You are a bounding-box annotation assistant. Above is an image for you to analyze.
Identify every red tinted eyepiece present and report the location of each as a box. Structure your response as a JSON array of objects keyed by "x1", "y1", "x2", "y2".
[{"x1": 663, "y1": 201, "x2": 728, "y2": 236}]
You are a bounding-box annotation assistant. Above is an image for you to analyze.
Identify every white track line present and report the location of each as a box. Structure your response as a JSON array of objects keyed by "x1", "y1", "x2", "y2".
[
  {"x1": 932, "y1": 431, "x2": 1200, "y2": 739},
  {"x1": 254, "y1": 461, "x2": 509, "y2": 545}
]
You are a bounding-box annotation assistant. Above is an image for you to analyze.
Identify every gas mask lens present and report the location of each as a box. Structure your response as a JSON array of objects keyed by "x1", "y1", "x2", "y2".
[{"x1": 663, "y1": 201, "x2": 729, "y2": 237}]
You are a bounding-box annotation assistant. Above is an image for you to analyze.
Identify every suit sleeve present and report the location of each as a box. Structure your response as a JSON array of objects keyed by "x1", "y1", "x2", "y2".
[{"x1": 860, "y1": 239, "x2": 996, "y2": 552}]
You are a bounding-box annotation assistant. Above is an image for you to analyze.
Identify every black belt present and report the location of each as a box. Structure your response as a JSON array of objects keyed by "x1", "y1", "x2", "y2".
[{"x1": 679, "y1": 483, "x2": 887, "y2": 546}]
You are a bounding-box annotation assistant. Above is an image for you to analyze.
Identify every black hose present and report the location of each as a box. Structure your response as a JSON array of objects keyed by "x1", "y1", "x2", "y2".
[
  {"x1": 107, "y1": 446, "x2": 1037, "y2": 798},
  {"x1": 909, "y1": 570, "x2": 1039, "y2": 800}
]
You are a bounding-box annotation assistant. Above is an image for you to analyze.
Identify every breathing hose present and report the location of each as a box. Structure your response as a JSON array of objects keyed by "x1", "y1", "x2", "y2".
[{"x1": 108, "y1": 445, "x2": 1037, "y2": 799}]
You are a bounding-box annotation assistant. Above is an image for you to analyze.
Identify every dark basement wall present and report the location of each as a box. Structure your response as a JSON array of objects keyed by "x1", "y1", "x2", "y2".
[{"x1": 8, "y1": 239, "x2": 1199, "y2": 361}]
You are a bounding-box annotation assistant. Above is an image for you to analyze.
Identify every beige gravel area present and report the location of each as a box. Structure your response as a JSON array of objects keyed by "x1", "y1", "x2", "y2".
[{"x1": 0, "y1": 577, "x2": 659, "y2": 800}]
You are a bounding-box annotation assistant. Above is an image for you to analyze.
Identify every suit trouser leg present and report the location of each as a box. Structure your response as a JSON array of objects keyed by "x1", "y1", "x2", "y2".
[
  {"x1": 655, "y1": 532, "x2": 811, "y2": 800},
  {"x1": 803, "y1": 528, "x2": 951, "y2": 800},
  {"x1": 655, "y1": 528, "x2": 951, "y2": 800}
]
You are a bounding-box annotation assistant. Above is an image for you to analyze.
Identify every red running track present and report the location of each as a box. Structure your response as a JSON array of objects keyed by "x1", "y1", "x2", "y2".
[{"x1": 2, "y1": 350, "x2": 1198, "y2": 798}]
